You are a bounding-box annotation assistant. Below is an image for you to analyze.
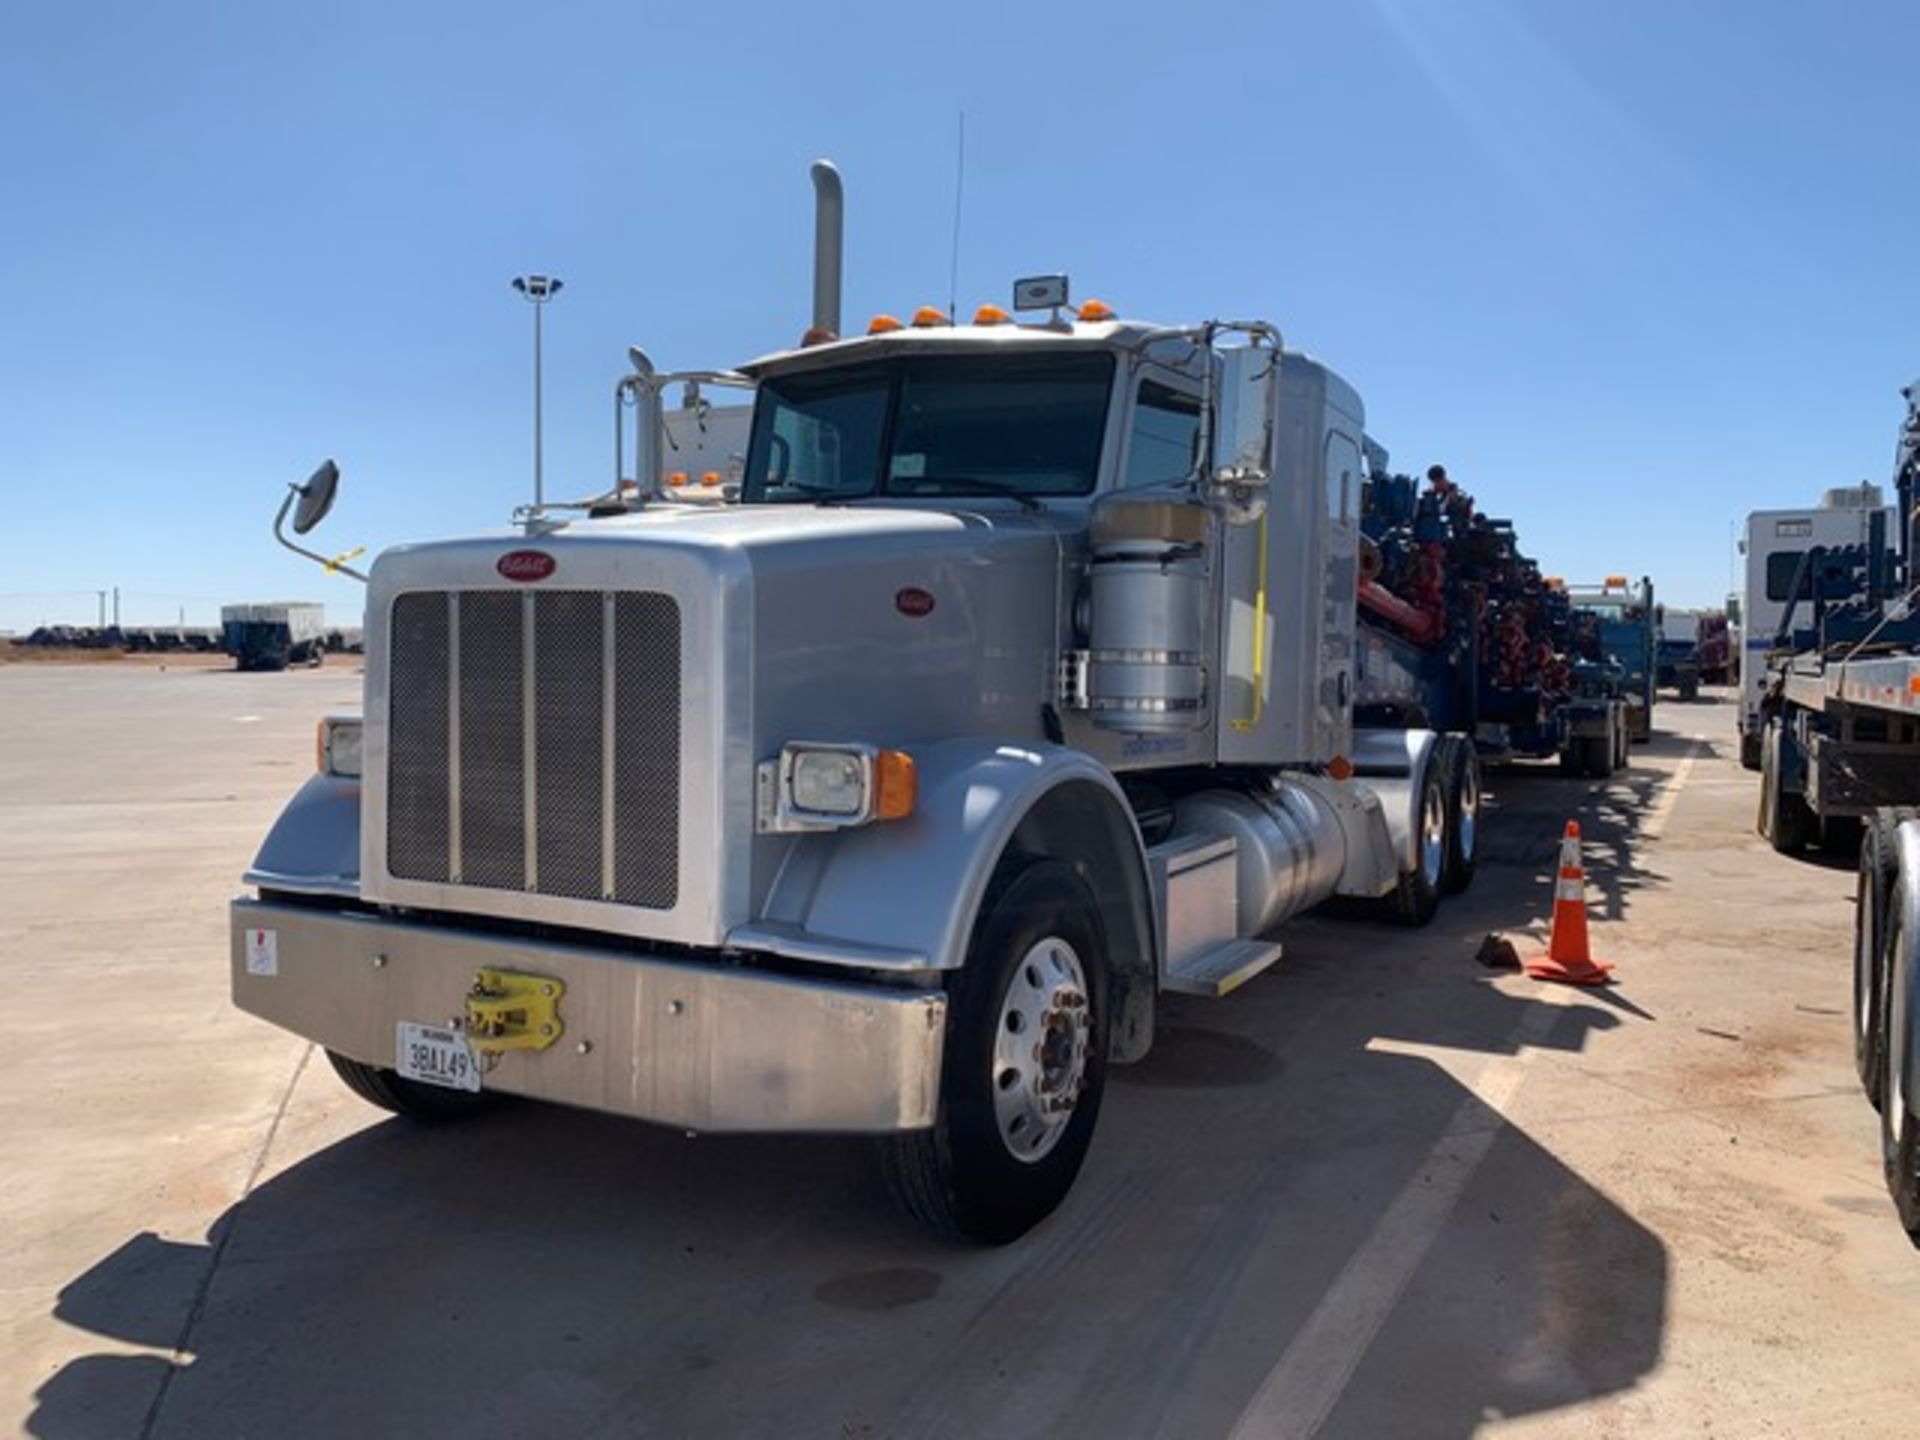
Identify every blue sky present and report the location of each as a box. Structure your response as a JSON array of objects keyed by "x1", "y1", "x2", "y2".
[{"x1": 3, "y1": 0, "x2": 1916, "y2": 627}]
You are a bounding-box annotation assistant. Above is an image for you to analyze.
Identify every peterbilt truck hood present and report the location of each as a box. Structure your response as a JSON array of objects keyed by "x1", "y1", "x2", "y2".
[{"x1": 357, "y1": 503, "x2": 1073, "y2": 947}]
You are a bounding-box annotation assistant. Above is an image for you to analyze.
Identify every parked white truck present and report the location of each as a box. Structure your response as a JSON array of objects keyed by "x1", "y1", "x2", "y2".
[
  {"x1": 1753, "y1": 380, "x2": 1920, "y2": 1234},
  {"x1": 231, "y1": 164, "x2": 1482, "y2": 1241},
  {"x1": 1737, "y1": 485, "x2": 1892, "y2": 769}
]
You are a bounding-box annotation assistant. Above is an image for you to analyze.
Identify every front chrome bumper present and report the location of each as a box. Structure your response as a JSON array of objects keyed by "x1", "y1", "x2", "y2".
[{"x1": 230, "y1": 897, "x2": 945, "y2": 1133}]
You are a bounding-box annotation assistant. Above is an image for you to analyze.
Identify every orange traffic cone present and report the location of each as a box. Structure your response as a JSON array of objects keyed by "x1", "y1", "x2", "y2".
[{"x1": 1524, "y1": 820, "x2": 1614, "y2": 986}]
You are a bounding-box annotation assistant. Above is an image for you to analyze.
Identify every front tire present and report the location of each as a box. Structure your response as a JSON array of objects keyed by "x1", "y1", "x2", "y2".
[
  {"x1": 1879, "y1": 887, "x2": 1920, "y2": 1236},
  {"x1": 883, "y1": 859, "x2": 1109, "y2": 1243},
  {"x1": 327, "y1": 1050, "x2": 501, "y2": 1122},
  {"x1": 1760, "y1": 718, "x2": 1816, "y2": 854},
  {"x1": 1862, "y1": 810, "x2": 1920, "y2": 1108}
]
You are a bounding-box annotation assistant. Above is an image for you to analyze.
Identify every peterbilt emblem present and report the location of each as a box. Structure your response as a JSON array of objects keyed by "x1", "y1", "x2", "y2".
[
  {"x1": 895, "y1": 587, "x2": 936, "y2": 618},
  {"x1": 497, "y1": 550, "x2": 556, "y2": 582}
]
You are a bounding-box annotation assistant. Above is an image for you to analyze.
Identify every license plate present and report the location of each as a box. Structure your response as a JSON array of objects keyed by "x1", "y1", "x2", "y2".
[{"x1": 395, "y1": 1021, "x2": 481, "y2": 1092}]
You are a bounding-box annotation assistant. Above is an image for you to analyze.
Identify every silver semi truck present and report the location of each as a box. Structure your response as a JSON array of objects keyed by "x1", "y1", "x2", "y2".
[{"x1": 230, "y1": 164, "x2": 1483, "y2": 1242}]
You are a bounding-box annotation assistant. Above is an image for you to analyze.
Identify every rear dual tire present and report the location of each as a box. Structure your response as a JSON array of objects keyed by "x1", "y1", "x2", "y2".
[
  {"x1": 1389, "y1": 736, "x2": 1478, "y2": 925},
  {"x1": 1440, "y1": 737, "x2": 1480, "y2": 895},
  {"x1": 1559, "y1": 733, "x2": 1614, "y2": 779}
]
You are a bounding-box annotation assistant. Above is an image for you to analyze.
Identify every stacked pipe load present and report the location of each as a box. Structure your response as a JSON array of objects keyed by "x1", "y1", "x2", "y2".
[{"x1": 1357, "y1": 466, "x2": 1581, "y2": 723}]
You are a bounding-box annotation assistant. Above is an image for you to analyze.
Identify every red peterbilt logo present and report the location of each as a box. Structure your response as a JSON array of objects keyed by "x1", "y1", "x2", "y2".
[
  {"x1": 497, "y1": 550, "x2": 556, "y2": 582},
  {"x1": 895, "y1": 587, "x2": 936, "y2": 618}
]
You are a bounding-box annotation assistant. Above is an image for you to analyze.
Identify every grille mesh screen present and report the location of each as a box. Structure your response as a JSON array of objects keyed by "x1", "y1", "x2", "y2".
[
  {"x1": 458, "y1": 592, "x2": 526, "y2": 891},
  {"x1": 535, "y1": 591, "x2": 607, "y2": 899},
  {"x1": 386, "y1": 593, "x2": 450, "y2": 883},
  {"x1": 614, "y1": 592, "x2": 682, "y2": 909},
  {"x1": 384, "y1": 587, "x2": 681, "y2": 910}
]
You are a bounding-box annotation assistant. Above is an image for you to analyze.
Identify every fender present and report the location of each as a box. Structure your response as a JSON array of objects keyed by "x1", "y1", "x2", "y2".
[
  {"x1": 245, "y1": 773, "x2": 361, "y2": 898},
  {"x1": 1350, "y1": 726, "x2": 1441, "y2": 873},
  {"x1": 737, "y1": 739, "x2": 1159, "y2": 1051}
]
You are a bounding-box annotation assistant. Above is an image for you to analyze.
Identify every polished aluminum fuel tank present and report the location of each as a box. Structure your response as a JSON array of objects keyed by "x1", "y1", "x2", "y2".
[
  {"x1": 1172, "y1": 782, "x2": 1348, "y2": 934},
  {"x1": 1085, "y1": 495, "x2": 1211, "y2": 734}
]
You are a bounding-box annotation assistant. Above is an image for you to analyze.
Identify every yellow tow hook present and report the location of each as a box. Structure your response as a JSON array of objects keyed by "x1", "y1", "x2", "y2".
[{"x1": 463, "y1": 969, "x2": 566, "y2": 1055}]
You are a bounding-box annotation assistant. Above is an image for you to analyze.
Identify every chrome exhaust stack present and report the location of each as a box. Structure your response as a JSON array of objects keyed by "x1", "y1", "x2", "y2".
[{"x1": 810, "y1": 159, "x2": 843, "y2": 340}]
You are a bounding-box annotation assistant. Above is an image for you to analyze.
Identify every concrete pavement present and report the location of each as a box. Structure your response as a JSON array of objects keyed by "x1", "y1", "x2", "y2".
[{"x1": 5, "y1": 668, "x2": 1918, "y2": 1438}]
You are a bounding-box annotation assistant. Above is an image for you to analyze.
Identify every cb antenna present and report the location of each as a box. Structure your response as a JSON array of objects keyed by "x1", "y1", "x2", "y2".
[{"x1": 947, "y1": 111, "x2": 966, "y2": 323}]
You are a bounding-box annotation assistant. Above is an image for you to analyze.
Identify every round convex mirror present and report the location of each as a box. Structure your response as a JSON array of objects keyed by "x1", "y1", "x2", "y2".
[{"x1": 292, "y1": 460, "x2": 340, "y2": 535}]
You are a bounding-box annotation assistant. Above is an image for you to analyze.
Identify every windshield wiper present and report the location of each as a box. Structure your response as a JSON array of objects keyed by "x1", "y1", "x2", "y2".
[
  {"x1": 768, "y1": 480, "x2": 860, "y2": 505},
  {"x1": 911, "y1": 476, "x2": 1046, "y2": 512}
]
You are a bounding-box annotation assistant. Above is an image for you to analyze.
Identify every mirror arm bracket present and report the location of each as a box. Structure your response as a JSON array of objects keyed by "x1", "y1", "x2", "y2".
[{"x1": 274, "y1": 487, "x2": 369, "y2": 583}]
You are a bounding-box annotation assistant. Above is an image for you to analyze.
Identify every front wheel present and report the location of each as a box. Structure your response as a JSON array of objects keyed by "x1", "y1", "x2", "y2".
[
  {"x1": 1859, "y1": 810, "x2": 1920, "y2": 1107},
  {"x1": 1879, "y1": 888, "x2": 1920, "y2": 1236},
  {"x1": 1760, "y1": 718, "x2": 1816, "y2": 854},
  {"x1": 327, "y1": 1050, "x2": 503, "y2": 1122},
  {"x1": 883, "y1": 859, "x2": 1109, "y2": 1243}
]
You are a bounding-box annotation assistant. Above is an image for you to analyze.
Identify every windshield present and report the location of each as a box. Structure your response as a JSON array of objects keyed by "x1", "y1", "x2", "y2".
[{"x1": 742, "y1": 350, "x2": 1115, "y2": 504}]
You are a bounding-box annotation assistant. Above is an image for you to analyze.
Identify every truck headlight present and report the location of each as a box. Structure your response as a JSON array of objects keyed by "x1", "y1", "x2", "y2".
[
  {"x1": 791, "y1": 748, "x2": 868, "y2": 815},
  {"x1": 317, "y1": 715, "x2": 363, "y2": 778},
  {"x1": 760, "y1": 742, "x2": 916, "y2": 831}
]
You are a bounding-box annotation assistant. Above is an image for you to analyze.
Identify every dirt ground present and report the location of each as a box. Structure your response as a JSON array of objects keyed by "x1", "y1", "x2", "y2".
[
  {"x1": 4, "y1": 668, "x2": 1917, "y2": 1439},
  {"x1": 0, "y1": 643, "x2": 230, "y2": 667}
]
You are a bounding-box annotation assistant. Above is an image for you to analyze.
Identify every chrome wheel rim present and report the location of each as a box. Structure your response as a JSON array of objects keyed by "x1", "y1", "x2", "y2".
[
  {"x1": 1421, "y1": 779, "x2": 1446, "y2": 889},
  {"x1": 1858, "y1": 866, "x2": 1876, "y2": 1045},
  {"x1": 991, "y1": 937, "x2": 1091, "y2": 1164},
  {"x1": 1457, "y1": 760, "x2": 1480, "y2": 863},
  {"x1": 1891, "y1": 910, "x2": 1908, "y2": 1133}
]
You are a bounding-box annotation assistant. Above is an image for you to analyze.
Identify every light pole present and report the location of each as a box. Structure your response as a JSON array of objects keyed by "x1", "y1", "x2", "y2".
[{"x1": 511, "y1": 274, "x2": 563, "y2": 510}]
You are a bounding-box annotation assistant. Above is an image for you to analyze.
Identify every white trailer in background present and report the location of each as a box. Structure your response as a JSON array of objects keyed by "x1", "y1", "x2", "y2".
[
  {"x1": 220, "y1": 602, "x2": 327, "y2": 671},
  {"x1": 658, "y1": 403, "x2": 752, "y2": 502}
]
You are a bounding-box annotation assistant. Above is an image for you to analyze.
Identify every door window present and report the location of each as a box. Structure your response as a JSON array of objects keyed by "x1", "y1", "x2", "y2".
[{"x1": 1123, "y1": 378, "x2": 1201, "y2": 489}]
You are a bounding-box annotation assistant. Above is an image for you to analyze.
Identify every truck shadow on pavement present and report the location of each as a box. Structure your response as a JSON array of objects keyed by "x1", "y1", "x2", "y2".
[{"x1": 33, "y1": 770, "x2": 1677, "y2": 1440}]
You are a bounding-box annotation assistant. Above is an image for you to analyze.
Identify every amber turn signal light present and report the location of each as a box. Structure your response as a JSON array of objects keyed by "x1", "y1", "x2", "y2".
[{"x1": 873, "y1": 749, "x2": 917, "y2": 821}]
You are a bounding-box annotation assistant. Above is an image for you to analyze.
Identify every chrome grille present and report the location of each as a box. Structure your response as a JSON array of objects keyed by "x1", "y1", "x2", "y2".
[{"x1": 385, "y1": 588, "x2": 681, "y2": 909}]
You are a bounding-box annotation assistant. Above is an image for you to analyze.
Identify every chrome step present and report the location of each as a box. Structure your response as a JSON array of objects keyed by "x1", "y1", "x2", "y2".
[{"x1": 1161, "y1": 937, "x2": 1284, "y2": 998}]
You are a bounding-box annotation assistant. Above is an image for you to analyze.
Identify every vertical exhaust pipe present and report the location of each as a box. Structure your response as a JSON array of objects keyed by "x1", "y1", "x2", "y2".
[{"x1": 810, "y1": 159, "x2": 843, "y2": 340}]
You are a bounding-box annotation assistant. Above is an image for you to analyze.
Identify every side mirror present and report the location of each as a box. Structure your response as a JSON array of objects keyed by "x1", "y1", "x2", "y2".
[
  {"x1": 1211, "y1": 345, "x2": 1278, "y2": 523},
  {"x1": 273, "y1": 459, "x2": 368, "y2": 583},
  {"x1": 292, "y1": 460, "x2": 340, "y2": 535}
]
